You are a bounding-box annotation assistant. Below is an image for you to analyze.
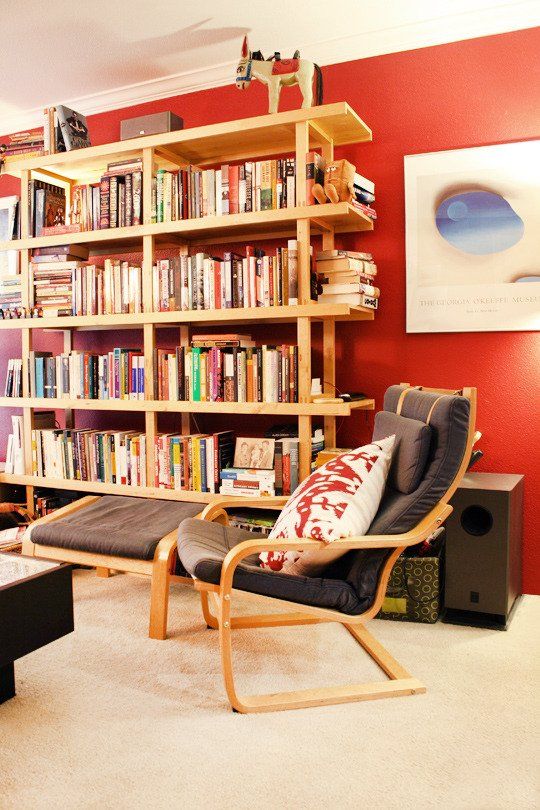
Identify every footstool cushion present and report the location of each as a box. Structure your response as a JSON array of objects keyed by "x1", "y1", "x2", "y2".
[{"x1": 32, "y1": 496, "x2": 202, "y2": 561}]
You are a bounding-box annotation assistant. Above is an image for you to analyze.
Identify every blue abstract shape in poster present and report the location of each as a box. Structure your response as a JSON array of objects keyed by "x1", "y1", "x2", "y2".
[{"x1": 435, "y1": 191, "x2": 524, "y2": 255}]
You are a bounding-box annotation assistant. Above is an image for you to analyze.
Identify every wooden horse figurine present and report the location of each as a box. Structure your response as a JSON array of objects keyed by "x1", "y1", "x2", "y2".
[{"x1": 236, "y1": 36, "x2": 323, "y2": 114}]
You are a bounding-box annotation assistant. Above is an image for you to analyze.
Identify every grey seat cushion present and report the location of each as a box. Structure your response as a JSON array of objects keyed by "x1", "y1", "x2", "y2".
[
  {"x1": 32, "y1": 496, "x2": 202, "y2": 560},
  {"x1": 178, "y1": 518, "x2": 373, "y2": 615}
]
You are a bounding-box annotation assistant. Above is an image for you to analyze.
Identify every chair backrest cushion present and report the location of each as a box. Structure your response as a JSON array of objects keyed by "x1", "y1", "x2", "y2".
[
  {"x1": 343, "y1": 385, "x2": 471, "y2": 606},
  {"x1": 372, "y1": 410, "x2": 431, "y2": 494},
  {"x1": 369, "y1": 386, "x2": 470, "y2": 535}
]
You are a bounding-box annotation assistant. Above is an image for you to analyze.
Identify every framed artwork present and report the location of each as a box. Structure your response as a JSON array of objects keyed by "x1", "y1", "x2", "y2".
[
  {"x1": 405, "y1": 140, "x2": 540, "y2": 333},
  {"x1": 233, "y1": 437, "x2": 275, "y2": 470}
]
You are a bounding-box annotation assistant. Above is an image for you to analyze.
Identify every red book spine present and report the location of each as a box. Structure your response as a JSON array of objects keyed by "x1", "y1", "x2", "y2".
[
  {"x1": 282, "y1": 450, "x2": 291, "y2": 495},
  {"x1": 229, "y1": 165, "x2": 239, "y2": 214}
]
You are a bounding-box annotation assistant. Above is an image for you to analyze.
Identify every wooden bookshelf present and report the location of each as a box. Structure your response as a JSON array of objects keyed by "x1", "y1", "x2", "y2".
[{"x1": 0, "y1": 103, "x2": 376, "y2": 508}]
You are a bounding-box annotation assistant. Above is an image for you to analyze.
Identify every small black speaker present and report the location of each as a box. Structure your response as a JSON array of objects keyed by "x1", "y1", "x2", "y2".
[{"x1": 443, "y1": 472, "x2": 523, "y2": 629}]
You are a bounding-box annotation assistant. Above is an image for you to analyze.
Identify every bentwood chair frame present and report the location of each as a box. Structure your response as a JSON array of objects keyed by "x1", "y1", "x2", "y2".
[{"x1": 193, "y1": 386, "x2": 477, "y2": 713}]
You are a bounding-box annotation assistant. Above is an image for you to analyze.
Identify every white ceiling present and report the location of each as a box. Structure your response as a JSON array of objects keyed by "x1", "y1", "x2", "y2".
[{"x1": 2, "y1": 0, "x2": 539, "y2": 133}]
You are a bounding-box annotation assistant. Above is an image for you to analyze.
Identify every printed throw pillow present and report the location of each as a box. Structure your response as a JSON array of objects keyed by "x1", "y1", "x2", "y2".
[{"x1": 260, "y1": 436, "x2": 395, "y2": 577}]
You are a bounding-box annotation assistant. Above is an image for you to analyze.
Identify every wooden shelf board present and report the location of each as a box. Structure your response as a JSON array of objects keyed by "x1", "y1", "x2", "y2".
[
  {"x1": 0, "y1": 397, "x2": 375, "y2": 416},
  {"x1": 0, "y1": 203, "x2": 373, "y2": 252},
  {"x1": 0, "y1": 472, "x2": 215, "y2": 503},
  {"x1": 0, "y1": 303, "x2": 374, "y2": 330},
  {"x1": 2, "y1": 103, "x2": 371, "y2": 180}
]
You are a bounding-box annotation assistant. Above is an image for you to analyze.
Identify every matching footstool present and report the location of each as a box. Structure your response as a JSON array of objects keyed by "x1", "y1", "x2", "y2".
[{"x1": 23, "y1": 495, "x2": 202, "y2": 639}]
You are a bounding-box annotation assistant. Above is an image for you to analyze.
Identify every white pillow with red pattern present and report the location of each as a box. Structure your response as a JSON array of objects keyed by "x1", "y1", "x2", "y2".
[{"x1": 259, "y1": 436, "x2": 395, "y2": 577}]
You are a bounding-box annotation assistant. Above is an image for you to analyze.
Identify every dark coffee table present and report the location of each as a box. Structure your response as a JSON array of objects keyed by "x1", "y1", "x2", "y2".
[{"x1": 0, "y1": 553, "x2": 73, "y2": 704}]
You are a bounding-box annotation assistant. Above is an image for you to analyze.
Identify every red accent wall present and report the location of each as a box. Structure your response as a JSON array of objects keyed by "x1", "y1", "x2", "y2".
[{"x1": 1, "y1": 29, "x2": 539, "y2": 591}]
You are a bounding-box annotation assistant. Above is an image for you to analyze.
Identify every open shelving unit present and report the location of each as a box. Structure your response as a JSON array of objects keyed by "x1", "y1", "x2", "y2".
[{"x1": 0, "y1": 102, "x2": 375, "y2": 509}]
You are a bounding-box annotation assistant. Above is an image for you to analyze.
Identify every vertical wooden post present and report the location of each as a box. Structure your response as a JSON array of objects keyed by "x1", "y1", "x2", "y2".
[
  {"x1": 142, "y1": 147, "x2": 154, "y2": 226},
  {"x1": 295, "y1": 121, "x2": 311, "y2": 305},
  {"x1": 297, "y1": 317, "x2": 312, "y2": 482},
  {"x1": 323, "y1": 319, "x2": 337, "y2": 449},
  {"x1": 144, "y1": 323, "x2": 157, "y2": 487}
]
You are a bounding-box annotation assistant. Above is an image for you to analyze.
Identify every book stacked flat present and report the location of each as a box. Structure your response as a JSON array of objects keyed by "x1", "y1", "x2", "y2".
[
  {"x1": 227, "y1": 510, "x2": 277, "y2": 535},
  {"x1": 28, "y1": 349, "x2": 144, "y2": 400},
  {"x1": 153, "y1": 158, "x2": 296, "y2": 222},
  {"x1": 72, "y1": 158, "x2": 143, "y2": 230},
  {"x1": 0, "y1": 276, "x2": 23, "y2": 315},
  {"x1": 155, "y1": 336, "x2": 299, "y2": 403},
  {"x1": 32, "y1": 262, "x2": 78, "y2": 316},
  {"x1": 155, "y1": 431, "x2": 234, "y2": 494},
  {"x1": 1, "y1": 128, "x2": 44, "y2": 163},
  {"x1": 4, "y1": 359, "x2": 23, "y2": 397},
  {"x1": 30, "y1": 257, "x2": 143, "y2": 317},
  {"x1": 316, "y1": 250, "x2": 379, "y2": 309},
  {"x1": 219, "y1": 467, "x2": 276, "y2": 498},
  {"x1": 352, "y1": 172, "x2": 377, "y2": 219},
  {"x1": 153, "y1": 242, "x2": 298, "y2": 311},
  {"x1": 32, "y1": 429, "x2": 147, "y2": 486}
]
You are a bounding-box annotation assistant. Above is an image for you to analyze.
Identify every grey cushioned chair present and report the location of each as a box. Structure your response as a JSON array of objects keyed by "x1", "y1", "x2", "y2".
[{"x1": 177, "y1": 384, "x2": 477, "y2": 713}]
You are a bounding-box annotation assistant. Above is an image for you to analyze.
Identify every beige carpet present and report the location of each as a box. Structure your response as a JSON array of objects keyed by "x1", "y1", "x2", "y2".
[{"x1": 0, "y1": 571, "x2": 538, "y2": 810}]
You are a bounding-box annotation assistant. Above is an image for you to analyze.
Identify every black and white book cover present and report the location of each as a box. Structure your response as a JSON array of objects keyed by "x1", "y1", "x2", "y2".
[{"x1": 56, "y1": 105, "x2": 91, "y2": 151}]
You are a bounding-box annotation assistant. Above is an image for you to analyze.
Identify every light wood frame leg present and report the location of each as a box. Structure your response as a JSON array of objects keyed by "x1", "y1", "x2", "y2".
[
  {"x1": 212, "y1": 589, "x2": 424, "y2": 713},
  {"x1": 149, "y1": 529, "x2": 180, "y2": 640}
]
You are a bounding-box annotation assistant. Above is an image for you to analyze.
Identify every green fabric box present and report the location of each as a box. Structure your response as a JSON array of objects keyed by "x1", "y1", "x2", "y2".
[{"x1": 377, "y1": 529, "x2": 444, "y2": 624}]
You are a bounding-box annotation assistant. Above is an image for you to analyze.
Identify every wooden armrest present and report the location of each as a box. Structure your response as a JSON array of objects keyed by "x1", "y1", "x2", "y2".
[
  {"x1": 217, "y1": 501, "x2": 453, "y2": 595},
  {"x1": 200, "y1": 495, "x2": 288, "y2": 523}
]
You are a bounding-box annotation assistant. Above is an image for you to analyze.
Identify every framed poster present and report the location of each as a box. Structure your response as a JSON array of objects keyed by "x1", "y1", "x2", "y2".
[{"x1": 405, "y1": 140, "x2": 540, "y2": 333}]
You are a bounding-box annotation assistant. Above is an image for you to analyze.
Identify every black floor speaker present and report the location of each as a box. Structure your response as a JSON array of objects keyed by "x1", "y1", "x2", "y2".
[{"x1": 443, "y1": 472, "x2": 523, "y2": 629}]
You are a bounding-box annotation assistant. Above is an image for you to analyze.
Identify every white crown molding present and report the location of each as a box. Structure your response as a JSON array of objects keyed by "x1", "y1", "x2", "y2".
[{"x1": 2, "y1": 3, "x2": 539, "y2": 135}]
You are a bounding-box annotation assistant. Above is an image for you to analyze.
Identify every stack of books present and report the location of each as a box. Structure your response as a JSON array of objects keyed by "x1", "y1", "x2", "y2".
[
  {"x1": 32, "y1": 262, "x2": 78, "y2": 316},
  {"x1": 4, "y1": 359, "x2": 23, "y2": 397},
  {"x1": 154, "y1": 431, "x2": 234, "y2": 493},
  {"x1": 28, "y1": 349, "x2": 144, "y2": 400},
  {"x1": 30, "y1": 256, "x2": 143, "y2": 317},
  {"x1": 33, "y1": 488, "x2": 83, "y2": 518},
  {"x1": 0, "y1": 275, "x2": 23, "y2": 316},
  {"x1": 316, "y1": 250, "x2": 379, "y2": 309},
  {"x1": 219, "y1": 467, "x2": 276, "y2": 497},
  {"x1": 153, "y1": 158, "x2": 296, "y2": 222},
  {"x1": 32, "y1": 429, "x2": 147, "y2": 486},
  {"x1": 153, "y1": 242, "x2": 298, "y2": 311},
  {"x1": 71, "y1": 158, "x2": 143, "y2": 230},
  {"x1": 155, "y1": 336, "x2": 299, "y2": 403},
  {"x1": 227, "y1": 510, "x2": 277, "y2": 535},
  {"x1": 0, "y1": 128, "x2": 44, "y2": 163},
  {"x1": 352, "y1": 172, "x2": 376, "y2": 219}
]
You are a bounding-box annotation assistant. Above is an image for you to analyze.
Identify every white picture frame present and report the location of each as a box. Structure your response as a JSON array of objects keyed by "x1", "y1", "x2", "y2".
[{"x1": 405, "y1": 140, "x2": 540, "y2": 333}]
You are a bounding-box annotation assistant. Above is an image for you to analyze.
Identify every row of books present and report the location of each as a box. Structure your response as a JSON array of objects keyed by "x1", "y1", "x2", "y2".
[
  {"x1": 5, "y1": 416, "x2": 24, "y2": 474},
  {"x1": 27, "y1": 349, "x2": 144, "y2": 400},
  {"x1": 29, "y1": 180, "x2": 66, "y2": 237},
  {"x1": 32, "y1": 259, "x2": 143, "y2": 317},
  {"x1": 4, "y1": 359, "x2": 23, "y2": 397},
  {"x1": 152, "y1": 243, "x2": 299, "y2": 311},
  {"x1": 155, "y1": 431, "x2": 234, "y2": 493},
  {"x1": 153, "y1": 158, "x2": 297, "y2": 222},
  {"x1": 155, "y1": 340, "x2": 299, "y2": 403},
  {"x1": 316, "y1": 249, "x2": 380, "y2": 309},
  {"x1": 32, "y1": 429, "x2": 147, "y2": 487},
  {"x1": 71, "y1": 158, "x2": 142, "y2": 231}
]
